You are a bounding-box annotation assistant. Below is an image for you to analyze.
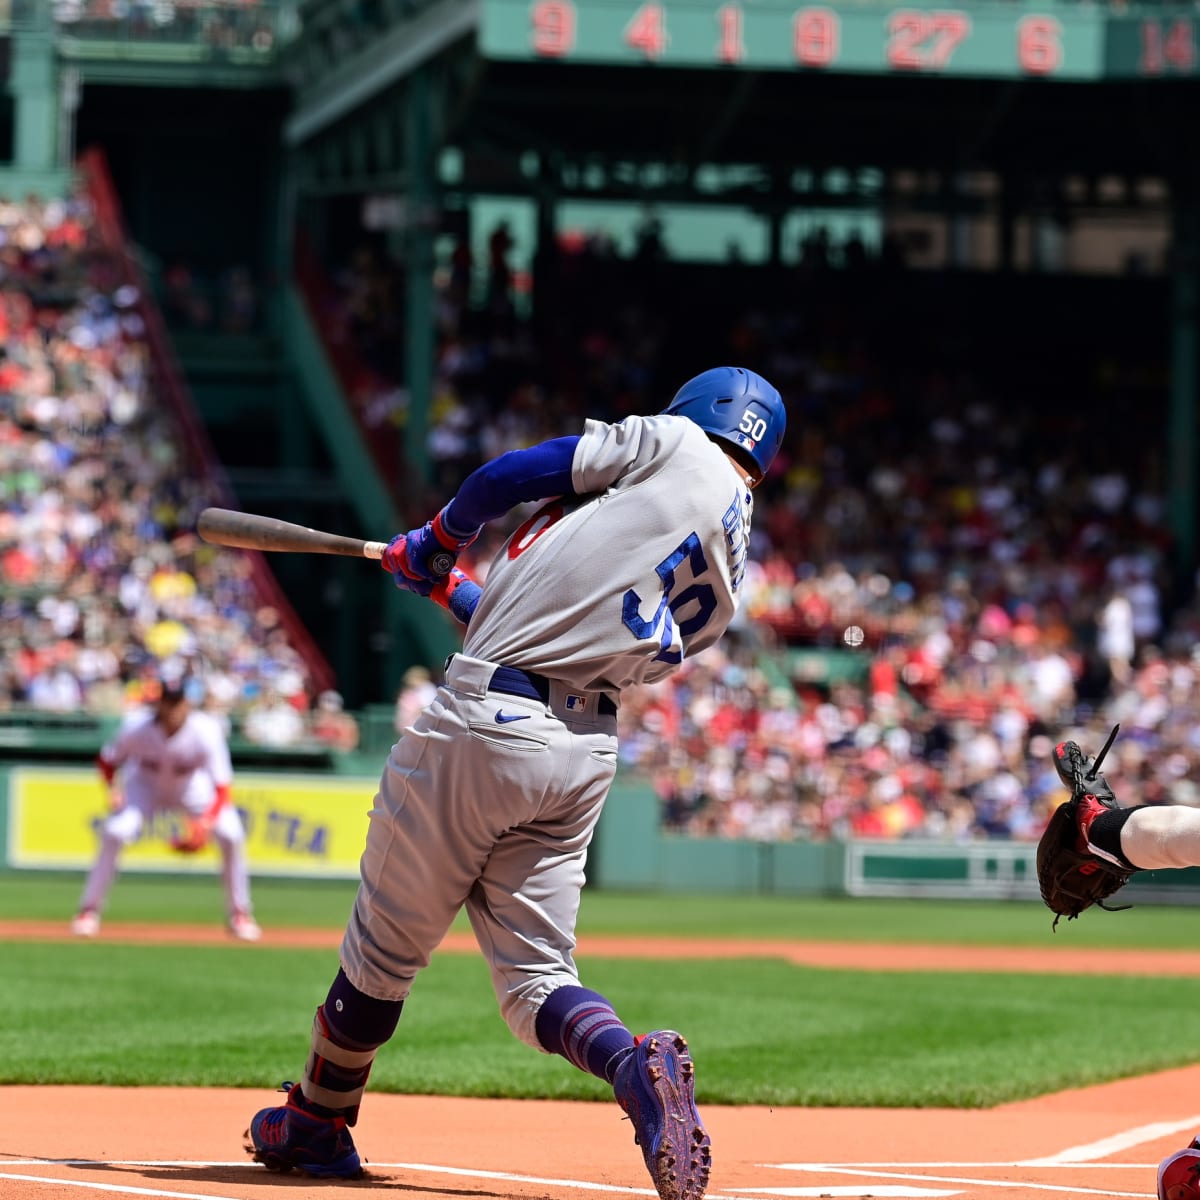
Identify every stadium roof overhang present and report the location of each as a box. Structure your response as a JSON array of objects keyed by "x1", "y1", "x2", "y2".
[{"x1": 284, "y1": 0, "x2": 1200, "y2": 209}]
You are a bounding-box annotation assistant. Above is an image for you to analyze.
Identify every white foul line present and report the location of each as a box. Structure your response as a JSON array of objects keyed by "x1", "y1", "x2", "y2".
[
  {"x1": 766, "y1": 1163, "x2": 1159, "y2": 1169},
  {"x1": 1, "y1": 1148, "x2": 1170, "y2": 1200},
  {"x1": 374, "y1": 1161, "x2": 749, "y2": 1198},
  {"x1": 0, "y1": 1172, "x2": 250, "y2": 1200},
  {"x1": 0, "y1": 1161, "x2": 748, "y2": 1200},
  {"x1": 764, "y1": 1164, "x2": 1151, "y2": 1198},
  {"x1": 1020, "y1": 1118, "x2": 1200, "y2": 1165},
  {"x1": 730, "y1": 1189, "x2": 958, "y2": 1197}
]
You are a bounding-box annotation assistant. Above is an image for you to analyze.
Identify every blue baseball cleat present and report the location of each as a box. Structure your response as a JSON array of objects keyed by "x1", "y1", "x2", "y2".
[
  {"x1": 246, "y1": 1082, "x2": 363, "y2": 1178},
  {"x1": 613, "y1": 1031, "x2": 712, "y2": 1200}
]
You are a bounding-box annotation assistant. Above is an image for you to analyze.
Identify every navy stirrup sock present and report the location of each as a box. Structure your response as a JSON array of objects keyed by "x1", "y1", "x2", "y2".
[
  {"x1": 535, "y1": 985, "x2": 636, "y2": 1084},
  {"x1": 299, "y1": 968, "x2": 404, "y2": 1124}
]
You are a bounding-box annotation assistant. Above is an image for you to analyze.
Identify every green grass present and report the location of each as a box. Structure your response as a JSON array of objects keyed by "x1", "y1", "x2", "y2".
[
  {"x1": 7, "y1": 870, "x2": 1200, "y2": 946},
  {"x1": 5, "y1": 939, "x2": 1200, "y2": 1106},
  {"x1": 7, "y1": 871, "x2": 1200, "y2": 1106}
]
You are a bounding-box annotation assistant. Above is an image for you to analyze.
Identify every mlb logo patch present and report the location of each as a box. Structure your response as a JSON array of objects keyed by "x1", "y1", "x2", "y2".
[{"x1": 565, "y1": 694, "x2": 587, "y2": 712}]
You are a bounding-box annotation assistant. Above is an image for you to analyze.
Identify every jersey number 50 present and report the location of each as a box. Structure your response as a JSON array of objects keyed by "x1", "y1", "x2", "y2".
[{"x1": 622, "y1": 532, "x2": 717, "y2": 664}]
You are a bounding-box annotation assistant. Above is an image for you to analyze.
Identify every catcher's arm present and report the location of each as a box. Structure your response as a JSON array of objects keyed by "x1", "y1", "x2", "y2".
[{"x1": 1038, "y1": 724, "x2": 1136, "y2": 930}]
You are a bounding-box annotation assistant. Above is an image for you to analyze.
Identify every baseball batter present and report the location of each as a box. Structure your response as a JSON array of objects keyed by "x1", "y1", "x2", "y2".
[
  {"x1": 246, "y1": 367, "x2": 786, "y2": 1200},
  {"x1": 71, "y1": 676, "x2": 260, "y2": 942}
]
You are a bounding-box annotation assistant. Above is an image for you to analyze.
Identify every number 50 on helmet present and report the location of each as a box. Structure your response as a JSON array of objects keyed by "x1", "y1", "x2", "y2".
[{"x1": 662, "y1": 366, "x2": 786, "y2": 483}]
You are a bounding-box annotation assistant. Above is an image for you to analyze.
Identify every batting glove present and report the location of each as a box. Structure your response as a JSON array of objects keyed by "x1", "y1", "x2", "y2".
[
  {"x1": 381, "y1": 535, "x2": 434, "y2": 596},
  {"x1": 431, "y1": 566, "x2": 483, "y2": 626},
  {"x1": 402, "y1": 507, "x2": 481, "y2": 581}
]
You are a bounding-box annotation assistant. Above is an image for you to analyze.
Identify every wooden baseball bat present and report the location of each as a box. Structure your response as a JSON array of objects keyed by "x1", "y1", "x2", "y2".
[{"x1": 197, "y1": 507, "x2": 389, "y2": 561}]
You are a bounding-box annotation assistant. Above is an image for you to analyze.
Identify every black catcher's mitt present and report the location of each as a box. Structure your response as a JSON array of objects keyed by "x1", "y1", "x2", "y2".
[{"x1": 1037, "y1": 725, "x2": 1134, "y2": 929}]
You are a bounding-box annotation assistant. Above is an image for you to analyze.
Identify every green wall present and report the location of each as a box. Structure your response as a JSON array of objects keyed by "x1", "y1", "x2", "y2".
[
  {"x1": 4, "y1": 760, "x2": 1200, "y2": 903},
  {"x1": 590, "y1": 780, "x2": 843, "y2": 895}
]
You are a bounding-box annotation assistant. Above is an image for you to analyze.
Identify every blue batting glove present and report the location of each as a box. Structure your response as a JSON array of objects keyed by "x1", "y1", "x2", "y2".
[
  {"x1": 381, "y1": 535, "x2": 434, "y2": 596},
  {"x1": 403, "y1": 507, "x2": 481, "y2": 581}
]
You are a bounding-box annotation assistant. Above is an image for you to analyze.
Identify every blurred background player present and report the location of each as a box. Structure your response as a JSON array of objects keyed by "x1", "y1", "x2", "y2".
[
  {"x1": 71, "y1": 674, "x2": 261, "y2": 942},
  {"x1": 244, "y1": 365, "x2": 785, "y2": 1200}
]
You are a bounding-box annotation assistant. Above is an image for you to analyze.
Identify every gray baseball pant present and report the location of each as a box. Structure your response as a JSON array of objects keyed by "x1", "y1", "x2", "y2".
[{"x1": 339, "y1": 653, "x2": 619, "y2": 1049}]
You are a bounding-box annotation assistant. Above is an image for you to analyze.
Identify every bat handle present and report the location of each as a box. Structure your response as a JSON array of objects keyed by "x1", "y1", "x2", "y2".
[{"x1": 363, "y1": 541, "x2": 387, "y2": 561}]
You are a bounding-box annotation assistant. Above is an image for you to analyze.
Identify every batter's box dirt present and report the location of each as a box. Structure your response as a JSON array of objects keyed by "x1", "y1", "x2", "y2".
[{"x1": 4, "y1": 1066, "x2": 1200, "y2": 1200}]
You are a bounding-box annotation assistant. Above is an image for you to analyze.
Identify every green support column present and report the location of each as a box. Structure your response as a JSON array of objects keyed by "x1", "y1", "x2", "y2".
[
  {"x1": 403, "y1": 68, "x2": 437, "y2": 501},
  {"x1": 532, "y1": 176, "x2": 556, "y2": 334},
  {"x1": 269, "y1": 150, "x2": 298, "y2": 341},
  {"x1": 1169, "y1": 197, "x2": 1199, "y2": 587},
  {"x1": 767, "y1": 207, "x2": 784, "y2": 269},
  {"x1": 9, "y1": 4, "x2": 59, "y2": 177}
]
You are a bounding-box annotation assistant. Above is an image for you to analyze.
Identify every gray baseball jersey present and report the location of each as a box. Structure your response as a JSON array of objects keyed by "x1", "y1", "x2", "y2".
[
  {"x1": 464, "y1": 413, "x2": 753, "y2": 697},
  {"x1": 340, "y1": 413, "x2": 754, "y2": 1047}
]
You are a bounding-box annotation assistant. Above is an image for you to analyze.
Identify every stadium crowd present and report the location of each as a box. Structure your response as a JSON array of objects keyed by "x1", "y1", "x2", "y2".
[
  {"x1": 5, "y1": 186, "x2": 1196, "y2": 835},
  {"x1": 316, "y1": 215, "x2": 1192, "y2": 842},
  {"x1": 51, "y1": 0, "x2": 280, "y2": 55},
  {"x1": 0, "y1": 192, "x2": 339, "y2": 749}
]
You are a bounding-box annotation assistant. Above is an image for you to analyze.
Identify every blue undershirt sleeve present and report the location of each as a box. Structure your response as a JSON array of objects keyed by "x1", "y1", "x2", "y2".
[{"x1": 442, "y1": 436, "x2": 581, "y2": 535}]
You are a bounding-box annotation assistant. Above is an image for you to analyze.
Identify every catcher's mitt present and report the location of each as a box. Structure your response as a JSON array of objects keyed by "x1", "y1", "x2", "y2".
[
  {"x1": 170, "y1": 816, "x2": 212, "y2": 855},
  {"x1": 1037, "y1": 724, "x2": 1134, "y2": 929}
]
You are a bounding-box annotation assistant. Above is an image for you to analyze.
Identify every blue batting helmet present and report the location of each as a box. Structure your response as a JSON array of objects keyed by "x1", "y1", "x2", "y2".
[{"x1": 663, "y1": 366, "x2": 785, "y2": 480}]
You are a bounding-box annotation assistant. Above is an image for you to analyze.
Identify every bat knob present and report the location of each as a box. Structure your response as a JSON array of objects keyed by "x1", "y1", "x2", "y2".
[{"x1": 429, "y1": 550, "x2": 456, "y2": 577}]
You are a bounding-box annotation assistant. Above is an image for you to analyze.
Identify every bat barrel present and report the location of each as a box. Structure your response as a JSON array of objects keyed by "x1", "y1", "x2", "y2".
[{"x1": 198, "y1": 507, "x2": 382, "y2": 559}]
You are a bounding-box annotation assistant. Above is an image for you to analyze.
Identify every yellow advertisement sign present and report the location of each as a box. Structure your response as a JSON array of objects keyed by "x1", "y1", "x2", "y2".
[{"x1": 8, "y1": 767, "x2": 378, "y2": 878}]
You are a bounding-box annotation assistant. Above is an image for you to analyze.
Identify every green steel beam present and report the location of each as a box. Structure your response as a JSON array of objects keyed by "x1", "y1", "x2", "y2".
[
  {"x1": 282, "y1": 285, "x2": 459, "y2": 677},
  {"x1": 284, "y1": 0, "x2": 479, "y2": 146},
  {"x1": 403, "y1": 68, "x2": 436, "y2": 487}
]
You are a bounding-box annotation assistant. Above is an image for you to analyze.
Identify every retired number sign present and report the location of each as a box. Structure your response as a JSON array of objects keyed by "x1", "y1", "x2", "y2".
[
  {"x1": 527, "y1": 1, "x2": 1065, "y2": 73},
  {"x1": 482, "y1": 0, "x2": 1200, "y2": 80}
]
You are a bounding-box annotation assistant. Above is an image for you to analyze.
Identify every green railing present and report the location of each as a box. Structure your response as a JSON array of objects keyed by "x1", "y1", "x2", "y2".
[{"x1": 51, "y1": 0, "x2": 300, "y2": 61}]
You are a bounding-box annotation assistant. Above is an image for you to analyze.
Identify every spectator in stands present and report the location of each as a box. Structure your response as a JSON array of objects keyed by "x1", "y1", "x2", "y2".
[
  {"x1": 242, "y1": 686, "x2": 307, "y2": 748},
  {"x1": 394, "y1": 665, "x2": 437, "y2": 734},
  {"x1": 1097, "y1": 588, "x2": 1136, "y2": 686},
  {"x1": 310, "y1": 689, "x2": 360, "y2": 751}
]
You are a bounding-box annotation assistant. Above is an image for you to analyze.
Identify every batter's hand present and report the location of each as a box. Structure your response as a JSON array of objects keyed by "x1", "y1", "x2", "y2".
[
  {"x1": 381, "y1": 535, "x2": 434, "y2": 596},
  {"x1": 402, "y1": 508, "x2": 481, "y2": 581}
]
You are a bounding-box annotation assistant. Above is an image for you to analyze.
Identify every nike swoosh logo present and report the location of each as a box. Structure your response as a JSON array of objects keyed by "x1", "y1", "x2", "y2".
[{"x1": 495, "y1": 710, "x2": 531, "y2": 724}]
